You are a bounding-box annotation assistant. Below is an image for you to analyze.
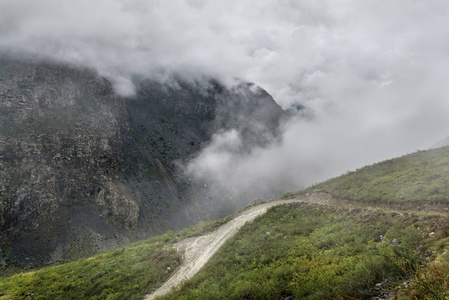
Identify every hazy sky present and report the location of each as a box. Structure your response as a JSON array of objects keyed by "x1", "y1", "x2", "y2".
[{"x1": 2, "y1": 0, "x2": 449, "y2": 190}]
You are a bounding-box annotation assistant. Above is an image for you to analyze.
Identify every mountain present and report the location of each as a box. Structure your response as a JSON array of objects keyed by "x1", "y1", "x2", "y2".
[{"x1": 0, "y1": 55, "x2": 286, "y2": 268}]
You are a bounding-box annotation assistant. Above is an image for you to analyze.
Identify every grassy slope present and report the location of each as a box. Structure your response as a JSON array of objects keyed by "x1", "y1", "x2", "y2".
[
  {"x1": 301, "y1": 146, "x2": 449, "y2": 203},
  {"x1": 161, "y1": 203, "x2": 449, "y2": 299},
  {"x1": 0, "y1": 217, "x2": 230, "y2": 300},
  {"x1": 161, "y1": 146, "x2": 449, "y2": 299}
]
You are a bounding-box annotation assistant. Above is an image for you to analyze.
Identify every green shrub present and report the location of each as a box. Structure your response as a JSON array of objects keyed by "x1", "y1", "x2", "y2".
[{"x1": 161, "y1": 203, "x2": 443, "y2": 299}]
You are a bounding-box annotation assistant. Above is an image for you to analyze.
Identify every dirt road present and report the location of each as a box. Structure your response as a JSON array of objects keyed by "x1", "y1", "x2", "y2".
[
  {"x1": 144, "y1": 191, "x2": 449, "y2": 299},
  {"x1": 145, "y1": 199, "x2": 302, "y2": 300}
]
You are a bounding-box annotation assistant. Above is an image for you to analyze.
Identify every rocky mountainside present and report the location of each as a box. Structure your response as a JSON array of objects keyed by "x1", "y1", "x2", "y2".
[{"x1": 0, "y1": 55, "x2": 286, "y2": 268}]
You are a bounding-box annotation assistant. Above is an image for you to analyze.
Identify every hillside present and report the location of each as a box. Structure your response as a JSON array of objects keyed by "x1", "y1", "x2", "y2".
[
  {"x1": 159, "y1": 146, "x2": 449, "y2": 299},
  {"x1": 160, "y1": 202, "x2": 449, "y2": 299},
  {"x1": 2, "y1": 146, "x2": 449, "y2": 299},
  {"x1": 3, "y1": 201, "x2": 449, "y2": 300},
  {"x1": 299, "y1": 145, "x2": 449, "y2": 205},
  {"x1": 0, "y1": 217, "x2": 232, "y2": 300}
]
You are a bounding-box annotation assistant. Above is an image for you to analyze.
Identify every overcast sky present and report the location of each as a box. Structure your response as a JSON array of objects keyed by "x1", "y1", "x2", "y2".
[{"x1": 2, "y1": 0, "x2": 449, "y2": 190}]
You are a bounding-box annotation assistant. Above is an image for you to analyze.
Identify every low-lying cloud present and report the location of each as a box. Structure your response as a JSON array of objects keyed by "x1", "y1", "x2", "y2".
[{"x1": 2, "y1": 0, "x2": 449, "y2": 196}]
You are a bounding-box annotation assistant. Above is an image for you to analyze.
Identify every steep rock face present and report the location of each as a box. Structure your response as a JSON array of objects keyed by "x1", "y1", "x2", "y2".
[
  {"x1": 0, "y1": 57, "x2": 137, "y2": 266},
  {"x1": 0, "y1": 56, "x2": 286, "y2": 268},
  {"x1": 122, "y1": 79, "x2": 286, "y2": 232}
]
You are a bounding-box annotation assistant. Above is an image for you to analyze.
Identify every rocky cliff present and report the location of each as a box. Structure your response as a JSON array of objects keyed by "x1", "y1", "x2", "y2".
[{"x1": 0, "y1": 56, "x2": 286, "y2": 268}]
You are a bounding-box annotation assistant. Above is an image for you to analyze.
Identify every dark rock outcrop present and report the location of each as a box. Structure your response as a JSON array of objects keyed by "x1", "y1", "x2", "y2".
[{"x1": 0, "y1": 56, "x2": 286, "y2": 268}]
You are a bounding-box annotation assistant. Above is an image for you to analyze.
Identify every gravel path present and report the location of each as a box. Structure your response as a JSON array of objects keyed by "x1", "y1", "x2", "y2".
[
  {"x1": 145, "y1": 192, "x2": 449, "y2": 299},
  {"x1": 145, "y1": 199, "x2": 302, "y2": 299}
]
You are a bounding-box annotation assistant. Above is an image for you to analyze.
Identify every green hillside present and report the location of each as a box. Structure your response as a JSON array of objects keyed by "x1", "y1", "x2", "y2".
[
  {"x1": 0, "y1": 217, "x2": 230, "y2": 300},
  {"x1": 160, "y1": 146, "x2": 449, "y2": 299},
  {"x1": 301, "y1": 146, "x2": 449, "y2": 204},
  {"x1": 160, "y1": 203, "x2": 449, "y2": 299}
]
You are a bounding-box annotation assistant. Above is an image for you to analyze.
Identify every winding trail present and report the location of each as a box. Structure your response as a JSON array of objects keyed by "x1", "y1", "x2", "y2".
[
  {"x1": 145, "y1": 191, "x2": 449, "y2": 299},
  {"x1": 145, "y1": 199, "x2": 302, "y2": 300}
]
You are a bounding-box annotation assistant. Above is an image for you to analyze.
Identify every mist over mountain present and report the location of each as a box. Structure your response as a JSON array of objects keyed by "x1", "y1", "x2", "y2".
[
  {"x1": 2, "y1": 0, "x2": 448, "y2": 189},
  {"x1": 2, "y1": 0, "x2": 449, "y2": 267}
]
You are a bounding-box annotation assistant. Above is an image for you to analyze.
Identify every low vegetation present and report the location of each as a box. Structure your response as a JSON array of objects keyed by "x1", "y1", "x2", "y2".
[
  {"x1": 301, "y1": 146, "x2": 449, "y2": 204},
  {"x1": 1, "y1": 235, "x2": 179, "y2": 300},
  {"x1": 160, "y1": 202, "x2": 449, "y2": 299},
  {"x1": 0, "y1": 217, "x2": 231, "y2": 300}
]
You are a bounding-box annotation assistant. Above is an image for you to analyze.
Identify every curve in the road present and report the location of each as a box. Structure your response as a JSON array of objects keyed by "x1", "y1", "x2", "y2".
[{"x1": 145, "y1": 199, "x2": 301, "y2": 300}]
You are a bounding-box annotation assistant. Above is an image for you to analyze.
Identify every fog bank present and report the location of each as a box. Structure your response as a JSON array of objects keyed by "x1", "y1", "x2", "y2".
[{"x1": 2, "y1": 0, "x2": 449, "y2": 195}]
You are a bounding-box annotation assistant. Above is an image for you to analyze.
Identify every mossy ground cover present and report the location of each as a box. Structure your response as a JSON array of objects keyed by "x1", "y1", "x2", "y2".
[
  {"x1": 301, "y1": 146, "x2": 449, "y2": 204},
  {"x1": 0, "y1": 236, "x2": 179, "y2": 300},
  {"x1": 0, "y1": 216, "x2": 231, "y2": 300},
  {"x1": 160, "y1": 203, "x2": 449, "y2": 299}
]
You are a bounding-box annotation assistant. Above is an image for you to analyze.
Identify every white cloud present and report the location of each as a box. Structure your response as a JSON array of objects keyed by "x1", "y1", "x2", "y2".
[{"x1": 2, "y1": 0, "x2": 449, "y2": 194}]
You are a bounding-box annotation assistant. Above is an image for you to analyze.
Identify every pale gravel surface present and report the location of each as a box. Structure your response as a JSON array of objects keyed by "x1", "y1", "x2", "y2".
[{"x1": 145, "y1": 198, "x2": 303, "y2": 300}]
